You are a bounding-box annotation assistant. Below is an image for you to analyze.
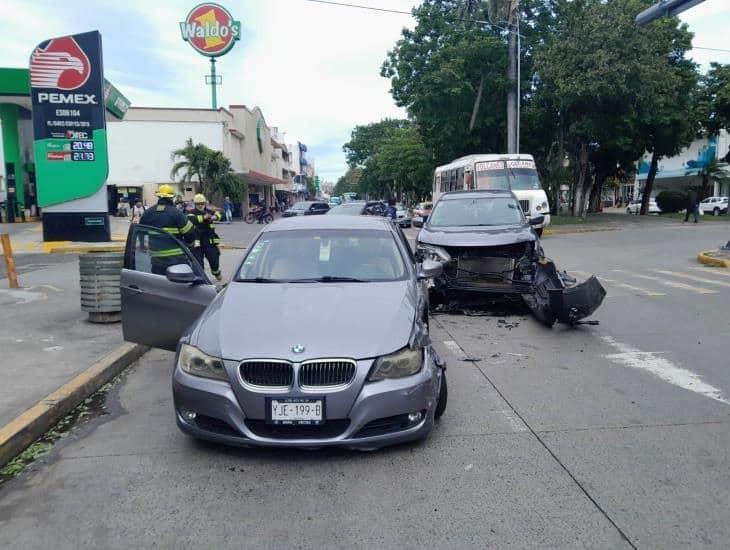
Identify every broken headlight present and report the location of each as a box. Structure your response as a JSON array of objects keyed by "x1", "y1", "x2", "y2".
[{"x1": 416, "y1": 243, "x2": 451, "y2": 263}]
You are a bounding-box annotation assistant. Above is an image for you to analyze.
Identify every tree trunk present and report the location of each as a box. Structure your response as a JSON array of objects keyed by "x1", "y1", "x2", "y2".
[
  {"x1": 469, "y1": 75, "x2": 485, "y2": 132},
  {"x1": 640, "y1": 151, "x2": 659, "y2": 215},
  {"x1": 572, "y1": 145, "x2": 590, "y2": 217},
  {"x1": 506, "y1": 0, "x2": 519, "y2": 154}
]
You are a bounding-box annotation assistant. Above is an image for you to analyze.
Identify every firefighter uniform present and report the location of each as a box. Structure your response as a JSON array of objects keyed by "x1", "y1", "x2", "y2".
[
  {"x1": 139, "y1": 185, "x2": 196, "y2": 276},
  {"x1": 188, "y1": 194, "x2": 223, "y2": 280}
]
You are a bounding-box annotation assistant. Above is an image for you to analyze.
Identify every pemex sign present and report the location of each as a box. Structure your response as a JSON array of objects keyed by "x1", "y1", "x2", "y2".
[{"x1": 180, "y1": 3, "x2": 241, "y2": 57}]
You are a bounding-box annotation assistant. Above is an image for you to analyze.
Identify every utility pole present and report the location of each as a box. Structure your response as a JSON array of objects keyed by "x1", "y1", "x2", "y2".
[{"x1": 506, "y1": 0, "x2": 519, "y2": 154}]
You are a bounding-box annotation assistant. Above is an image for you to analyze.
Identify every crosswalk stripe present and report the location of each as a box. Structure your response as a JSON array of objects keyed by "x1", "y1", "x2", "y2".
[
  {"x1": 692, "y1": 266, "x2": 730, "y2": 278},
  {"x1": 652, "y1": 269, "x2": 730, "y2": 288},
  {"x1": 597, "y1": 276, "x2": 666, "y2": 296},
  {"x1": 612, "y1": 269, "x2": 717, "y2": 294}
]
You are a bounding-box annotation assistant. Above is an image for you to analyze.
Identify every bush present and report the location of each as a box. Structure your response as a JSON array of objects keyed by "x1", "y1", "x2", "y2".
[{"x1": 655, "y1": 190, "x2": 687, "y2": 213}]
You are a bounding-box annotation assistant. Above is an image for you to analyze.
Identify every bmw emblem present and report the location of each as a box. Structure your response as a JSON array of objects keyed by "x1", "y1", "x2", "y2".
[{"x1": 292, "y1": 345, "x2": 305, "y2": 354}]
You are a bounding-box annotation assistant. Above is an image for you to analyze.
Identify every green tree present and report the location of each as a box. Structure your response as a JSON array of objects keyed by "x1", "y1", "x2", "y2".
[
  {"x1": 170, "y1": 138, "x2": 208, "y2": 188},
  {"x1": 333, "y1": 167, "x2": 363, "y2": 197},
  {"x1": 689, "y1": 157, "x2": 730, "y2": 198},
  {"x1": 171, "y1": 139, "x2": 245, "y2": 202},
  {"x1": 696, "y1": 63, "x2": 730, "y2": 139}
]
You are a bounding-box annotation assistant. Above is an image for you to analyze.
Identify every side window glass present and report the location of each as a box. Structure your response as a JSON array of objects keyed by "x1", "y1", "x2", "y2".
[{"x1": 126, "y1": 224, "x2": 195, "y2": 276}]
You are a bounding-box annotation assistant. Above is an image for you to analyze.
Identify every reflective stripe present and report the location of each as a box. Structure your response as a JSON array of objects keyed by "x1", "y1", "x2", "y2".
[
  {"x1": 149, "y1": 248, "x2": 184, "y2": 258},
  {"x1": 214, "y1": 211, "x2": 222, "y2": 221},
  {"x1": 197, "y1": 215, "x2": 204, "y2": 223},
  {"x1": 211, "y1": 238, "x2": 221, "y2": 245},
  {"x1": 163, "y1": 227, "x2": 180, "y2": 234},
  {"x1": 156, "y1": 205, "x2": 165, "y2": 212},
  {"x1": 180, "y1": 221, "x2": 194, "y2": 234}
]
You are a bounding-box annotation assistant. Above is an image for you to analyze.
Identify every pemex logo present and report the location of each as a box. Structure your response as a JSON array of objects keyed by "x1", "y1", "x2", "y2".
[
  {"x1": 30, "y1": 36, "x2": 91, "y2": 90},
  {"x1": 180, "y1": 3, "x2": 241, "y2": 57}
]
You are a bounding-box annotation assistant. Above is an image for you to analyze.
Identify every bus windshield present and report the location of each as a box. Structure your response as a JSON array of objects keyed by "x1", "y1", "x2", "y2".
[
  {"x1": 475, "y1": 168, "x2": 510, "y2": 190},
  {"x1": 507, "y1": 167, "x2": 542, "y2": 190}
]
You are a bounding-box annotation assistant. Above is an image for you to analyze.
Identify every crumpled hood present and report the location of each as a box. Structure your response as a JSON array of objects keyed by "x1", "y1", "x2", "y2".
[
  {"x1": 418, "y1": 223, "x2": 536, "y2": 248},
  {"x1": 191, "y1": 281, "x2": 416, "y2": 361}
]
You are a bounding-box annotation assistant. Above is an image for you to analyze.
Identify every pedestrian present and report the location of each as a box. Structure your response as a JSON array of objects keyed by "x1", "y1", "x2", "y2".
[
  {"x1": 130, "y1": 201, "x2": 145, "y2": 224},
  {"x1": 223, "y1": 196, "x2": 233, "y2": 224},
  {"x1": 139, "y1": 184, "x2": 196, "y2": 275},
  {"x1": 384, "y1": 197, "x2": 397, "y2": 220},
  {"x1": 684, "y1": 189, "x2": 699, "y2": 223},
  {"x1": 188, "y1": 194, "x2": 223, "y2": 281}
]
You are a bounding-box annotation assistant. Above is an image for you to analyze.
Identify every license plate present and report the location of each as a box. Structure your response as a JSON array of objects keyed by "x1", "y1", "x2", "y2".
[{"x1": 268, "y1": 397, "x2": 324, "y2": 425}]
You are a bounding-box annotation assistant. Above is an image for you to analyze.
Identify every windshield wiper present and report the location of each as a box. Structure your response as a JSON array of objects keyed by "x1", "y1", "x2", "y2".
[
  {"x1": 290, "y1": 276, "x2": 368, "y2": 283},
  {"x1": 237, "y1": 277, "x2": 283, "y2": 283}
]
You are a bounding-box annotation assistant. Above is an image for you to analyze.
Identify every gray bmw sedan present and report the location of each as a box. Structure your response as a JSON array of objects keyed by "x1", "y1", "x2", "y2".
[{"x1": 120, "y1": 215, "x2": 447, "y2": 449}]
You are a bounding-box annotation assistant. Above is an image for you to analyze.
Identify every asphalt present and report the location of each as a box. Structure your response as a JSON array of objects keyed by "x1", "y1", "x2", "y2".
[{"x1": 2, "y1": 216, "x2": 730, "y2": 548}]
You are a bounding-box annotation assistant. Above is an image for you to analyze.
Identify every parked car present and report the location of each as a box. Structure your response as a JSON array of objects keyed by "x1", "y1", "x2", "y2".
[
  {"x1": 282, "y1": 201, "x2": 330, "y2": 217},
  {"x1": 328, "y1": 196, "x2": 343, "y2": 208},
  {"x1": 698, "y1": 196, "x2": 728, "y2": 216},
  {"x1": 120, "y1": 216, "x2": 447, "y2": 449},
  {"x1": 626, "y1": 198, "x2": 661, "y2": 214},
  {"x1": 327, "y1": 201, "x2": 387, "y2": 217},
  {"x1": 395, "y1": 203, "x2": 412, "y2": 228},
  {"x1": 412, "y1": 202, "x2": 433, "y2": 227},
  {"x1": 416, "y1": 190, "x2": 605, "y2": 326}
]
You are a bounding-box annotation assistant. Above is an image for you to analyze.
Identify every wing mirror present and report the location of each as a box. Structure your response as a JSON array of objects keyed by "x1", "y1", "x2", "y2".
[
  {"x1": 417, "y1": 259, "x2": 443, "y2": 280},
  {"x1": 529, "y1": 215, "x2": 545, "y2": 226},
  {"x1": 166, "y1": 264, "x2": 199, "y2": 284}
]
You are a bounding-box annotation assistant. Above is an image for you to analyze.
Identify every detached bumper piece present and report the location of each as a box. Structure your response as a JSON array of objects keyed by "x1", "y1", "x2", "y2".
[{"x1": 524, "y1": 260, "x2": 606, "y2": 327}]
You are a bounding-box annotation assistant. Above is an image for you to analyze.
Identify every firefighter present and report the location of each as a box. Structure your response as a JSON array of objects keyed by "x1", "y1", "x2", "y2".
[
  {"x1": 187, "y1": 194, "x2": 223, "y2": 281},
  {"x1": 139, "y1": 184, "x2": 197, "y2": 276}
]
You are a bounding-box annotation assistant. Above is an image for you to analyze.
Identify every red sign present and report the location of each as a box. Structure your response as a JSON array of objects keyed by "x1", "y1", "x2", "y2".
[
  {"x1": 30, "y1": 36, "x2": 91, "y2": 90},
  {"x1": 180, "y1": 3, "x2": 241, "y2": 57}
]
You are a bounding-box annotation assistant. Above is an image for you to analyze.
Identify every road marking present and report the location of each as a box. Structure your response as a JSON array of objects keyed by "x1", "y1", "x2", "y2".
[
  {"x1": 652, "y1": 269, "x2": 730, "y2": 288},
  {"x1": 596, "y1": 276, "x2": 666, "y2": 297},
  {"x1": 692, "y1": 266, "x2": 730, "y2": 277},
  {"x1": 612, "y1": 269, "x2": 717, "y2": 294},
  {"x1": 498, "y1": 409, "x2": 528, "y2": 432},
  {"x1": 602, "y1": 336, "x2": 729, "y2": 405},
  {"x1": 442, "y1": 340, "x2": 463, "y2": 356}
]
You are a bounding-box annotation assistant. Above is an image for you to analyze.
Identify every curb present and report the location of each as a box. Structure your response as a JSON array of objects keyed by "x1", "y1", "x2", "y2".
[
  {"x1": 48, "y1": 243, "x2": 125, "y2": 254},
  {"x1": 542, "y1": 226, "x2": 619, "y2": 236},
  {"x1": 0, "y1": 342, "x2": 148, "y2": 468},
  {"x1": 698, "y1": 250, "x2": 730, "y2": 268}
]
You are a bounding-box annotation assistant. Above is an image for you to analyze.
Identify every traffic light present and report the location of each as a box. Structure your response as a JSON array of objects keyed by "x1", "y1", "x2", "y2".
[{"x1": 635, "y1": 0, "x2": 706, "y2": 26}]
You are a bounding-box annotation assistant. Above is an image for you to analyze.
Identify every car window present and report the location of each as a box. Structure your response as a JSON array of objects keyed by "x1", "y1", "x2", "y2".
[
  {"x1": 237, "y1": 229, "x2": 408, "y2": 282},
  {"x1": 328, "y1": 203, "x2": 365, "y2": 215},
  {"x1": 125, "y1": 224, "x2": 197, "y2": 276},
  {"x1": 429, "y1": 197, "x2": 524, "y2": 227}
]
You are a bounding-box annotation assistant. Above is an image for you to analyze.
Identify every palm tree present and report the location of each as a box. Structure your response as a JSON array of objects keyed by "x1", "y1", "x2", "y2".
[
  {"x1": 202, "y1": 151, "x2": 246, "y2": 202},
  {"x1": 690, "y1": 157, "x2": 730, "y2": 198},
  {"x1": 170, "y1": 138, "x2": 209, "y2": 190}
]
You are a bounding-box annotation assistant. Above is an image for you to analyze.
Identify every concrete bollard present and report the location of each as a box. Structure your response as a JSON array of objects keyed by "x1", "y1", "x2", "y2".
[{"x1": 79, "y1": 251, "x2": 124, "y2": 323}]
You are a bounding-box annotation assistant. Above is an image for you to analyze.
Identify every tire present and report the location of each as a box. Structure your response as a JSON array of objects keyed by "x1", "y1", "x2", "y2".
[
  {"x1": 434, "y1": 374, "x2": 447, "y2": 419},
  {"x1": 263, "y1": 213, "x2": 274, "y2": 224},
  {"x1": 713, "y1": 208, "x2": 720, "y2": 216},
  {"x1": 626, "y1": 208, "x2": 632, "y2": 214},
  {"x1": 244, "y1": 213, "x2": 255, "y2": 224}
]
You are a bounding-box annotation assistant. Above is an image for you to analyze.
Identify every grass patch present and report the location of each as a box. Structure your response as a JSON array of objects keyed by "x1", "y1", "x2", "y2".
[
  {"x1": 660, "y1": 212, "x2": 730, "y2": 222},
  {"x1": 549, "y1": 213, "x2": 627, "y2": 225}
]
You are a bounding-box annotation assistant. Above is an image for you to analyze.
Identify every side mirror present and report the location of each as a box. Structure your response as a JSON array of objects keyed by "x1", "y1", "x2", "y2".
[
  {"x1": 417, "y1": 259, "x2": 443, "y2": 280},
  {"x1": 166, "y1": 263, "x2": 198, "y2": 284},
  {"x1": 529, "y1": 215, "x2": 545, "y2": 226}
]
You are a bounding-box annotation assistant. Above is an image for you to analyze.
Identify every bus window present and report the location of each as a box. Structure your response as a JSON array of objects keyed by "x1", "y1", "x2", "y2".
[
  {"x1": 457, "y1": 168, "x2": 464, "y2": 190},
  {"x1": 465, "y1": 170, "x2": 475, "y2": 190},
  {"x1": 475, "y1": 161, "x2": 509, "y2": 190}
]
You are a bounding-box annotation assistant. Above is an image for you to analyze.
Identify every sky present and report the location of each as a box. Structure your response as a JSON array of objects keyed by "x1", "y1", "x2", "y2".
[{"x1": 0, "y1": 0, "x2": 727, "y2": 182}]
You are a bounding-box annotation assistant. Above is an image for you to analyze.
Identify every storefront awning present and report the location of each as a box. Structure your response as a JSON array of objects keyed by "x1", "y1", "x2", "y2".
[{"x1": 238, "y1": 170, "x2": 287, "y2": 187}]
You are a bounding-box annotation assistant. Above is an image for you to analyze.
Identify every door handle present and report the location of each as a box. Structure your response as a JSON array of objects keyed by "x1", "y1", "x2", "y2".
[{"x1": 127, "y1": 284, "x2": 143, "y2": 294}]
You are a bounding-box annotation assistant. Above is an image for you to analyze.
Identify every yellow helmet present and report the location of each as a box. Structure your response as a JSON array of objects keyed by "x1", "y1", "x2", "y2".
[
  {"x1": 155, "y1": 184, "x2": 175, "y2": 198},
  {"x1": 194, "y1": 194, "x2": 207, "y2": 204}
]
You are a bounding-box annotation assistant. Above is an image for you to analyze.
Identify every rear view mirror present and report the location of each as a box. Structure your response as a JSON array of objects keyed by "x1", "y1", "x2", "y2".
[
  {"x1": 529, "y1": 215, "x2": 545, "y2": 226},
  {"x1": 417, "y1": 259, "x2": 444, "y2": 280},
  {"x1": 166, "y1": 264, "x2": 197, "y2": 284}
]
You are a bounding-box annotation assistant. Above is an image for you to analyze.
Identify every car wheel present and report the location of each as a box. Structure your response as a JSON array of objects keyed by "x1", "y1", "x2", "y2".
[
  {"x1": 434, "y1": 374, "x2": 447, "y2": 419},
  {"x1": 626, "y1": 207, "x2": 631, "y2": 214},
  {"x1": 713, "y1": 207, "x2": 720, "y2": 216}
]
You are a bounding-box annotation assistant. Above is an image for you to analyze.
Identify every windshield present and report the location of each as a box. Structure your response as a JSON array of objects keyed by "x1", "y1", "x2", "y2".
[
  {"x1": 237, "y1": 229, "x2": 407, "y2": 282},
  {"x1": 328, "y1": 203, "x2": 364, "y2": 215},
  {"x1": 291, "y1": 202, "x2": 311, "y2": 210},
  {"x1": 428, "y1": 197, "x2": 524, "y2": 227},
  {"x1": 507, "y1": 168, "x2": 542, "y2": 190}
]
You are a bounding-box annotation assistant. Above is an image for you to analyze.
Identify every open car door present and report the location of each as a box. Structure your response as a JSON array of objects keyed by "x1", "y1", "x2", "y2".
[{"x1": 121, "y1": 224, "x2": 217, "y2": 351}]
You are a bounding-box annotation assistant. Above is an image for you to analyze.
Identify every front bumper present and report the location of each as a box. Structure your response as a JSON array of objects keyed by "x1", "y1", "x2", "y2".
[{"x1": 173, "y1": 349, "x2": 442, "y2": 449}]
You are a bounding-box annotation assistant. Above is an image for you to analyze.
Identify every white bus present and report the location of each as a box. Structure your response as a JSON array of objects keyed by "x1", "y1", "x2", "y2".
[{"x1": 432, "y1": 154, "x2": 551, "y2": 232}]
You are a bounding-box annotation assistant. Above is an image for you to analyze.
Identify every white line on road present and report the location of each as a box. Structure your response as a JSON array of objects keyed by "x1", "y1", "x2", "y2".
[
  {"x1": 597, "y1": 276, "x2": 666, "y2": 297},
  {"x1": 692, "y1": 266, "x2": 730, "y2": 277},
  {"x1": 602, "y1": 336, "x2": 729, "y2": 405},
  {"x1": 498, "y1": 409, "x2": 528, "y2": 432},
  {"x1": 612, "y1": 269, "x2": 717, "y2": 294},
  {"x1": 442, "y1": 340, "x2": 463, "y2": 356},
  {"x1": 652, "y1": 269, "x2": 730, "y2": 288}
]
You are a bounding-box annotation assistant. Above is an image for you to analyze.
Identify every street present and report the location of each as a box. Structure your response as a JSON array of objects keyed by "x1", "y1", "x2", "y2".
[{"x1": 1, "y1": 218, "x2": 729, "y2": 548}]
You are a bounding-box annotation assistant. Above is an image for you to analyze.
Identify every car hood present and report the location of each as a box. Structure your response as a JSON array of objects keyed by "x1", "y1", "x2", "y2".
[
  {"x1": 418, "y1": 223, "x2": 536, "y2": 247},
  {"x1": 191, "y1": 280, "x2": 416, "y2": 362}
]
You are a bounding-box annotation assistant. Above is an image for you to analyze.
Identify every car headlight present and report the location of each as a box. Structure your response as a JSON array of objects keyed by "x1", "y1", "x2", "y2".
[
  {"x1": 416, "y1": 243, "x2": 451, "y2": 263},
  {"x1": 178, "y1": 344, "x2": 228, "y2": 381},
  {"x1": 369, "y1": 347, "x2": 424, "y2": 381}
]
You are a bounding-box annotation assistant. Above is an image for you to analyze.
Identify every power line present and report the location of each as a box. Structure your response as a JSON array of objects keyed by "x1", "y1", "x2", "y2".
[
  {"x1": 692, "y1": 46, "x2": 730, "y2": 54},
  {"x1": 298, "y1": 0, "x2": 518, "y2": 35}
]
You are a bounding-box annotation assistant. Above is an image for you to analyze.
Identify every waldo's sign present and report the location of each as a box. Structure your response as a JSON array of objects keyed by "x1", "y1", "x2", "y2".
[{"x1": 180, "y1": 3, "x2": 240, "y2": 57}]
